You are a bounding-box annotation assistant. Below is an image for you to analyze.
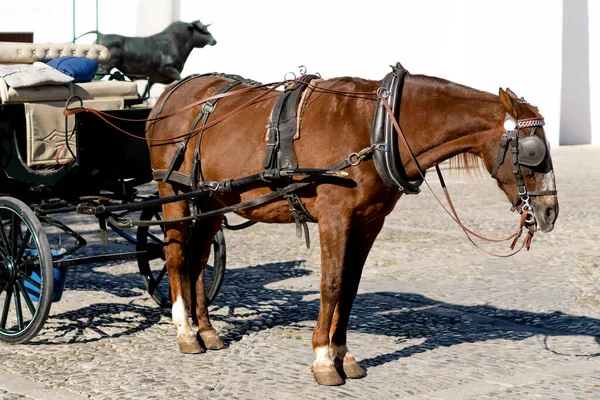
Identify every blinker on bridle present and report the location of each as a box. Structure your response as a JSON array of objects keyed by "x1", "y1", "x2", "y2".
[{"x1": 491, "y1": 114, "x2": 556, "y2": 225}]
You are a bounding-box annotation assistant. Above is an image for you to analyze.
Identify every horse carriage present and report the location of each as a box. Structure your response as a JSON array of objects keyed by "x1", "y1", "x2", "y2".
[
  {"x1": 0, "y1": 41, "x2": 559, "y2": 385},
  {"x1": 0, "y1": 42, "x2": 228, "y2": 345}
]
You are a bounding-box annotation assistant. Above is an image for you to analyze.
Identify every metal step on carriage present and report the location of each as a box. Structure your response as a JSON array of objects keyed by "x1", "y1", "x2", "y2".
[{"x1": 0, "y1": 42, "x2": 229, "y2": 344}]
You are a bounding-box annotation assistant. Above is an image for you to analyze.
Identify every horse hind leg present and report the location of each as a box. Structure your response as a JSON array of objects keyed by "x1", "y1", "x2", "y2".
[
  {"x1": 159, "y1": 185, "x2": 204, "y2": 354},
  {"x1": 189, "y1": 214, "x2": 225, "y2": 351},
  {"x1": 329, "y1": 218, "x2": 385, "y2": 379}
]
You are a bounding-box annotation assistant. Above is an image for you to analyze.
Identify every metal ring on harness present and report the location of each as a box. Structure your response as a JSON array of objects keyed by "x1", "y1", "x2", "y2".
[
  {"x1": 284, "y1": 71, "x2": 297, "y2": 82},
  {"x1": 348, "y1": 152, "x2": 362, "y2": 166},
  {"x1": 376, "y1": 87, "x2": 390, "y2": 99}
]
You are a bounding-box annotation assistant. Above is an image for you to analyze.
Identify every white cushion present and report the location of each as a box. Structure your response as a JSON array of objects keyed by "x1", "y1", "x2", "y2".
[
  {"x1": 0, "y1": 82, "x2": 72, "y2": 103},
  {"x1": 0, "y1": 79, "x2": 140, "y2": 104},
  {"x1": 74, "y1": 81, "x2": 140, "y2": 100},
  {"x1": 0, "y1": 62, "x2": 73, "y2": 88}
]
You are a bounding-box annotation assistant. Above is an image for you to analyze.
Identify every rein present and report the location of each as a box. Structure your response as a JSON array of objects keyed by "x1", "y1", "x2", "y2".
[
  {"x1": 64, "y1": 80, "x2": 287, "y2": 143},
  {"x1": 63, "y1": 78, "x2": 376, "y2": 144},
  {"x1": 377, "y1": 93, "x2": 535, "y2": 256},
  {"x1": 69, "y1": 70, "x2": 543, "y2": 255}
]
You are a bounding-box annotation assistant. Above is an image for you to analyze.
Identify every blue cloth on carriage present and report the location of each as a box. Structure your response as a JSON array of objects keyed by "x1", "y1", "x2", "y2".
[{"x1": 47, "y1": 56, "x2": 98, "y2": 83}]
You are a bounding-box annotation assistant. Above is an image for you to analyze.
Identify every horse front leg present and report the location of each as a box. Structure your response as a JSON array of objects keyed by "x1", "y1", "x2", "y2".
[
  {"x1": 159, "y1": 184, "x2": 204, "y2": 354},
  {"x1": 312, "y1": 213, "x2": 352, "y2": 386},
  {"x1": 189, "y1": 215, "x2": 225, "y2": 350},
  {"x1": 329, "y1": 218, "x2": 385, "y2": 379}
]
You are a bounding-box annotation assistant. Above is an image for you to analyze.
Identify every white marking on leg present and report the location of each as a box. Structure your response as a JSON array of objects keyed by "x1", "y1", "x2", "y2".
[
  {"x1": 172, "y1": 296, "x2": 192, "y2": 336},
  {"x1": 313, "y1": 346, "x2": 334, "y2": 370}
]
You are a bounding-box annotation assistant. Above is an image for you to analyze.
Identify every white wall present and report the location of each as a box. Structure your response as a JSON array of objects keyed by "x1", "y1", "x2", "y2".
[
  {"x1": 560, "y1": 0, "x2": 592, "y2": 145},
  {"x1": 0, "y1": 1, "x2": 139, "y2": 43},
  {"x1": 589, "y1": 0, "x2": 600, "y2": 145},
  {"x1": 181, "y1": 0, "x2": 564, "y2": 146},
  {"x1": 2, "y1": 1, "x2": 598, "y2": 147},
  {"x1": 137, "y1": 0, "x2": 180, "y2": 36}
]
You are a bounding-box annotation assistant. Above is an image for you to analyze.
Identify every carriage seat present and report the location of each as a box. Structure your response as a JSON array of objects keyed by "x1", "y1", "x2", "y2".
[
  {"x1": 0, "y1": 42, "x2": 139, "y2": 104},
  {"x1": 0, "y1": 42, "x2": 141, "y2": 167}
]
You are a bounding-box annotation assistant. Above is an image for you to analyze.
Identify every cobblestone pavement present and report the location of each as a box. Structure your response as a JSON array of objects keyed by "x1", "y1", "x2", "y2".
[{"x1": 1, "y1": 145, "x2": 599, "y2": 399}]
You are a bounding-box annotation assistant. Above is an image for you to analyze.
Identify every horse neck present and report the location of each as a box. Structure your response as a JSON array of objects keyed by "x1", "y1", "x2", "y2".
[{"x1": 400, "y1": 74, "x2": 505, "y2": 174}]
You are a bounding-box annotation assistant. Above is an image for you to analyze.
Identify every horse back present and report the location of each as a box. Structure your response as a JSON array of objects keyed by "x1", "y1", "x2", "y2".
[{"x1": 147, "y1": 75, "x2": 399, "y2": 223}]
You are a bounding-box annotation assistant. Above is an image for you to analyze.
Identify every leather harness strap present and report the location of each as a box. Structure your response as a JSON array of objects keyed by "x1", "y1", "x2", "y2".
[
  {"x1": 153, "y1": 74, "x2": 261, "y2": 188},
  {"x1": 188, "y1": 77, "x2": 246, "y2": 188},
  {"x1": 264, "y1": 74, "x2": 319, "y2": 170},
  {"x1": 262, "y1": 74, "x2": 320, "y2": 247},
  {"x1": 371, "y1": 62, "x2": 424, "y2": 194}
]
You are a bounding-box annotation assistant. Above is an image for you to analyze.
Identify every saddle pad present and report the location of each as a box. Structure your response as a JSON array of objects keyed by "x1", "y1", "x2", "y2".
[
  {"x1": 25, "y1": 98, "x2": 124, "y2": 167},
  {"x1": 263, "y1": 78, "x2": 321, "y2": 142}
]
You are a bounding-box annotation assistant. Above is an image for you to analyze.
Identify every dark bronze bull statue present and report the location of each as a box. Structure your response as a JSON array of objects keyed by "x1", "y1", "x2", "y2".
[{"x1": 78, "y1": 20, "x2": 216, "y2": 86}]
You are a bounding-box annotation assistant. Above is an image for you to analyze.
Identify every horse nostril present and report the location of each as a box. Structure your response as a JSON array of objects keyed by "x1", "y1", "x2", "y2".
[{"x1": 545, "y1": 207, "x2": 557, "y2": 224}]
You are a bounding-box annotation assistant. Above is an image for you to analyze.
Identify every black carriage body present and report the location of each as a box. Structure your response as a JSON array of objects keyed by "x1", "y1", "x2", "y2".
[
  {"x1": 0, "y1": 104, "x2": 152, "y2": 201},
  {"x1": 74, "y1": 108, "x2": 153, "y2": 190}
]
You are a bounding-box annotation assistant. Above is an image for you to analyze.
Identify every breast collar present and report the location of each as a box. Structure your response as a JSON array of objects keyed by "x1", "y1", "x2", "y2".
[{"x1": 371, "y1": 62, "x2": 424, "y2": 194}]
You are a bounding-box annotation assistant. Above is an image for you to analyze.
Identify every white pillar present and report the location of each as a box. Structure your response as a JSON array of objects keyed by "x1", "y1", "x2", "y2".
[
  {"x1": 560, "y1": 0, "x2": 592, "y2": 145},
  {"x1": 589, "y1": 0, "x2": 600, "y2": 145},
  {"x1": 136, "y1": 0, "x2": 180, "y2": 36}
]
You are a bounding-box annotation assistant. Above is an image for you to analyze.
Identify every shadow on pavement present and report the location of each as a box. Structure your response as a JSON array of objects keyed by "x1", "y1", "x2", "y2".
[
  {"x1": 30, "y1": 301, "x2": 162, "y2": 345},
  {"x1": 210, "y1": 260, "x2": 600, "y2": 370},
  {"x1": 41, "y1": 259, "x2": 600, "y2": 369}
]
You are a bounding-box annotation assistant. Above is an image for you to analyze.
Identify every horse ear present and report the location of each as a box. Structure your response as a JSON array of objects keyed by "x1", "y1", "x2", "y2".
[
  {"x1": 505, "y1": 88, "x2": 519, "y2": 99},
  {"x1": 499, "y1": 88, "x2": 518, "y2": 118}
]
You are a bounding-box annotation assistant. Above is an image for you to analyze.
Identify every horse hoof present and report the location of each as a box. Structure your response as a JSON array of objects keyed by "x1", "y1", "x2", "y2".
[
  {"x1": 199, "y1": 331, "x2": 225, "y2": 350},
  {"x1": 312, "y1": 368, "x2": 344, "y2": 386},
  {"x1": 177, "y1": 335, "x2": 204, "y2": 354},
  {"x1": 343, "y1": 360, "x2": 366, "y2": 379}
]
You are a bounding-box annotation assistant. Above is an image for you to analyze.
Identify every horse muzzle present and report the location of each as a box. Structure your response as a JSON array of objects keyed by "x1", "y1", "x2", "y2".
[{"x1": 529, "y1": 200, "x2": 559, "y2": 233}]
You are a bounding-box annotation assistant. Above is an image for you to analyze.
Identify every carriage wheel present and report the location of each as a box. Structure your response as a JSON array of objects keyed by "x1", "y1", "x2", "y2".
[
  {"x1": 0, "y1": 197, "x2": 53, "y2": 344},
  {"x1": 136, "y1": 207, "x2": 226, "y2": 309}
]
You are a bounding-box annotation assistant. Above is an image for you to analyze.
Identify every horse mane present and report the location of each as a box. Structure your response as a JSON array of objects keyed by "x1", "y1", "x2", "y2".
[
  {"x1": 447, "y1": 153, "x2": 486, "y2": 177},
  {"x1": 411, "y1": 74, "x2": 498, "y2": 177}
]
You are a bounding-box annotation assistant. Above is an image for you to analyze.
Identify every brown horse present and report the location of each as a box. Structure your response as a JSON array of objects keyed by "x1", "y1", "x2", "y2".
[{"x1": 146, "y1": 67, "x2": 559, "y2": 385}]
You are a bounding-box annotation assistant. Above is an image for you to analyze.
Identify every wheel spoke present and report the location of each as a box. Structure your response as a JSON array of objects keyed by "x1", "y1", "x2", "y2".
[
  {"x1": 154, "y1": 212, "x2": 166, "y2": 235},
  {"x1": 13, "y1": 284, "x2": 24, "y2": 330},
  {"x1": 1, "y1": 285, "x2": 13, "y2": 329},
  {"x1": 15, "y1": 280, "x2": 36, "y2": 316},
  {"x1": 15, "y1": 229, "x2": 32, "y2": 263},
  {"x1": 20, "y1": 274, "x2": 41, "y2": 290},
  {"x1": 147, "y1": 231, "x2": 165, "y2": 245},
  {"x1": 0, "y1": 218, "x2": 10, "y2": 257},
  {"x1": 10, "y1": 214, "x2": 18, "y2": 258},
  {"x1": 155, "y1": 265, "x2": 167, "y2": 285},
  {"x1": 18, "y1": 255, "x2": 40, "y2": 270}
]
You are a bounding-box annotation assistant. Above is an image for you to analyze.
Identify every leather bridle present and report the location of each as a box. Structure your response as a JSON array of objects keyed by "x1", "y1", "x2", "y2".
[{"x1": 491, "y1": 115, "x2": 557, "y2": 226}]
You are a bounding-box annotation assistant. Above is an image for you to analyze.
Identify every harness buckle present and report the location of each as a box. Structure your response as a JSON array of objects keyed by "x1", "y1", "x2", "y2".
[
  {"x1": 201, "y1": 102, "x2": 215, "y2": 114},
  {"x1": 372, "y1": 143, "x2": 389, "y2": 152},
  {"x1": 266, "y1": 127, "x2": 279, "y2": 146},
  {"x1": 518, "y1": 187, "x2": 528, "y2": 197},
  {"x1": 202, "y1": 181, "x2": 220, "y2": 192}
]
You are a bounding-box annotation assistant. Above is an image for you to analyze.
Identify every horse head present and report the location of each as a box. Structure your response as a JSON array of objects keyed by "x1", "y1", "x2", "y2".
[{"x1": 487, "y1": 88, "x2": 559, "y2": 233}]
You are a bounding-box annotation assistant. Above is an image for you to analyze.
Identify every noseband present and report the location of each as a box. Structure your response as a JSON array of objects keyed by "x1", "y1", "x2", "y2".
[{"x1": 491, "y1": 115, "x2": 557, "y2": 224}]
